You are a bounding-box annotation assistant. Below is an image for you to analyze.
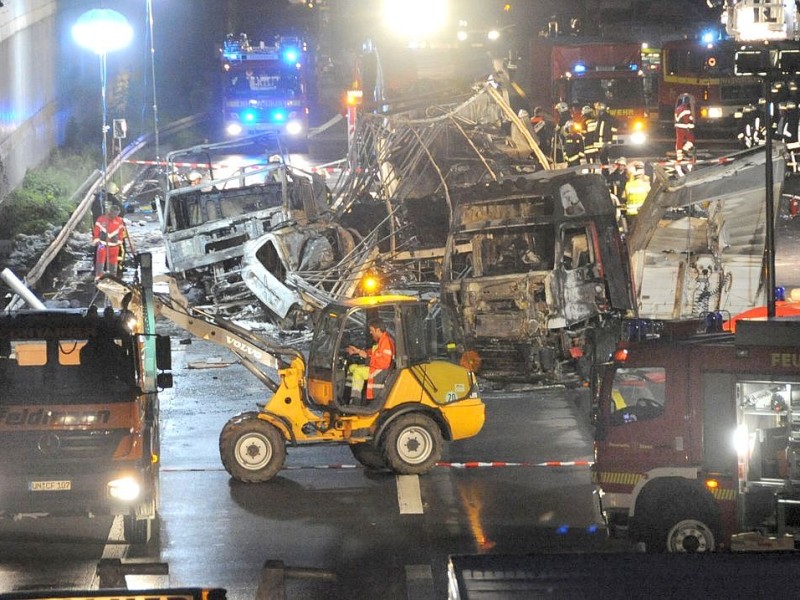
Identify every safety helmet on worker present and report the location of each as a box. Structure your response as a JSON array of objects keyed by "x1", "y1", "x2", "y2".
[
  {"x1": 106, "y1": 182, "x2": 119, "y2": 195},
  {"x1": 518, "y1": 109, "x2": 530, "y2": 120},
  {"x1": 595, "y1": 102, "x2": 607, "y2": 113},
  {"x1": 676, "y1": 93, "x2": 691, "y2": 107},
  {"x1": 189, "y1": 171, "x2": 202, "y2": 184},
  {"x1": 555, "y1": 101, "x2": 569, "y2": 113},
  {"x1": 533, "y1": 106, "x2": 544, "y2": 117},
  {"x1": 268, "y1": 154, "x2": 282, "y2": 164},
  {"x1": 581, "y1": 105, "x2": 594, "y2": 117}
]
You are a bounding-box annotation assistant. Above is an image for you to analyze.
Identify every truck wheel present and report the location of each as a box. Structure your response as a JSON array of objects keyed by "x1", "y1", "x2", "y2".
[
  {"x1": 644, "y1": 513, "x2": 717, "y2": 553},
  {"x1": 665, "y1": 518, "x2": 716, "y2": 552},
  {"x1": 123, "y1": 514, "x2": 152, "y2": 545},
  {"x1": 350, "y1": 442, "x2": 387, "y2": 470},
  {"x1": 381, "y1": 414, "x2": 442, "y2": 475},
  {"x1": 219, "y1": 416, "x2": 286, "y2": 483}
]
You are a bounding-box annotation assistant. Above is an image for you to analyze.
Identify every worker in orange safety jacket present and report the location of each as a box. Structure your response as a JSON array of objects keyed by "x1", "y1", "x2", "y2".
[
  {"x1": 674, "y1": 93, "x2": 696, "y2": 166},
  {"x1": 346, "y1": 318, "x2": 396, "y2": 403},
  {"x1": 93, "y1": 203, "x2": 127, "y2": 280}
]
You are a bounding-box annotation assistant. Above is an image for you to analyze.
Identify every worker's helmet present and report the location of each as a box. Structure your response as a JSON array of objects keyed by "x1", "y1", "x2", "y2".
[
  {"x1": 106, "y1": 182, "x2": 119, "y2": 195},
  {"x1": 615, "y1": 156, "x2": 627, "y2": 166},
  {"x1": 106, "y1": 203, "x2": 121, "y2": 215},
  {"x1": 189, "y1": 171, "x2": 202, "y2": 183},
  {"x1": 676, "y1": 93, "x2": 691, "y2": 107},
  {"x1": 581, "y1": 105, "x2": 593, "y2": 117},
  {"x1": 596, "y1": 102, "x2": 607, "y2": 113},
  {"x1": 518, "y1": 109, "x2": 530, "y2": 119},
  {"x1": 555, "y1": 101, "x2": 568, "y2": 113},
  {"x1": 268, "y1": 154, "x2": 282, "y2": 164},
  {"x1": 533, "y1": 106, "x2": 544, "y2": 117}
]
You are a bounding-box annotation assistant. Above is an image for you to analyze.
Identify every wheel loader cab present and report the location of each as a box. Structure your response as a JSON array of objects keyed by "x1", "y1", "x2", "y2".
[{"x1": 305, "y1": 295, "x2": 464, "y2": 411}]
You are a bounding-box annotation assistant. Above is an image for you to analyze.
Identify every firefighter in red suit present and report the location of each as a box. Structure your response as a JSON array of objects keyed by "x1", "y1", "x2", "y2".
[
  {"x1": 346, "y1": 318, "x2": 396, "y2": 402},
  {"x1": 93, "y1": 203, "x2": 127, "y2": 279},
  {"x1": 674, "y1": 93, "x2": 696, "y2": 166}
]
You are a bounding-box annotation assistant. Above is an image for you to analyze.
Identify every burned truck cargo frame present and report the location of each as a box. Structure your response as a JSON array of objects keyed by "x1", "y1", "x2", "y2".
[
  {"x1": 160, "y1": 136, "x2": 337, "y2": 314},
  {"x1": 441, "y1": 171, "x2": 634, "y2": 384}
]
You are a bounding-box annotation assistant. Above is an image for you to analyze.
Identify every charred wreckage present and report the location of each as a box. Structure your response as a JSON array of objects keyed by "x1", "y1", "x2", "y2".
[{"x1": 155, "y1": 80, "x2": 789, "y2": 385}]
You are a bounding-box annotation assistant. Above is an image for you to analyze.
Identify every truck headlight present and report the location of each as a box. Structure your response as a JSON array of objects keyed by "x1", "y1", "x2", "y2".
[
  {"x1": 226, "y1": 122, "x2": 243, "y2": 136},
  {"x1": 631, "y1": 131, "x2": 647, "y2": 145},
  {"x1": 704, "y1": 106, "x2": 723, "y2": 119},
  {"x1": 108, "y1": 476, "x2": 141, "y2": 502},
  {"x1": 285, "y1": 120, "x2": 303, "y2": 136}
]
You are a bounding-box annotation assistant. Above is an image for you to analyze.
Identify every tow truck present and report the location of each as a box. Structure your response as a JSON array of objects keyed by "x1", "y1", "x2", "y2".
[
  {"x1": 102, "y1": 272, "x2": 485, "y2": 482},
  {"x1": 593, "y1": 316, "x2": 800, "y2": 552},
  {"x1": 0, "y1": 254, "x2": 172, "y2": 544}
]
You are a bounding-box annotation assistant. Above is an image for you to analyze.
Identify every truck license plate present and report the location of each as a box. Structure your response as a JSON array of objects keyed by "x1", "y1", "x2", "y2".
[{"x1": 29, "y1": 480, "x2": 71, "y2": 491}]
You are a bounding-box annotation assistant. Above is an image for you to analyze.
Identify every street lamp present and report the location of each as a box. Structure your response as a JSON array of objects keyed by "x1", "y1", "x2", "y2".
[
  {"x1": 72, "y1": 8, "x2": 133, "y2": 204},
  {"x1": 146, "y1": 0, "x2": 160, "y2": 164}
]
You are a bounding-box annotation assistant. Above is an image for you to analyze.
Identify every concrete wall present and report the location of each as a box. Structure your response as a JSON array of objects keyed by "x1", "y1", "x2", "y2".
[{"x1": 0, "y1": 0, "x2": 61, "y2": 205}]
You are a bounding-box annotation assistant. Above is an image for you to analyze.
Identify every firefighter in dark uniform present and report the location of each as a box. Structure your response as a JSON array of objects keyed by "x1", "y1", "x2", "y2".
[
  {"x1": 531, "y1": 106, "x2": 555, "y2": 158},
  {"x1": 554, "y1": 101, "x2": 571, "y2": 163},
  {"x1": 581, "y1": 105, "x2": 599, "y2": 163},
  {"x1": 736, "y1": 104, "x2": 757, "y2": 148},
  {"x1": 562, "y1": 120, "x2": 585, "y2": 167},
  {"x1": 594, "y1": 102, "x2": 618, "y2": 169}
]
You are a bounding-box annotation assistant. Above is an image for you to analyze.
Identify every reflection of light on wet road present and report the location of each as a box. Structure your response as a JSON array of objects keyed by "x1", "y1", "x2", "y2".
[{"x1": 457, "y1": 483, "x2": 495, "y2": 552}]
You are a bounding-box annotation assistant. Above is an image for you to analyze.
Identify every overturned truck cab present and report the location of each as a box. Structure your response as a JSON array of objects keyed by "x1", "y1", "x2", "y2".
[{"x1": 441, "y1": 171, "x2": 634, "y2": 384}]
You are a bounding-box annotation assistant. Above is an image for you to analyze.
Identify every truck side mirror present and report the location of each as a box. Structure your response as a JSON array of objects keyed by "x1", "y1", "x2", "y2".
[
  {"x1": 156, "y1": 334, "x2": 172, "y2": 371},
  {"x1": 157, "y1": 372, "x2": 174, "y2": 389}
]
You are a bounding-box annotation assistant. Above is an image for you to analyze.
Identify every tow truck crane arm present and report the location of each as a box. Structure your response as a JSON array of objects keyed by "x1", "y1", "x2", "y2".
[{"x1": 97, "y1": 271, "x2": 304, "y2": 393}]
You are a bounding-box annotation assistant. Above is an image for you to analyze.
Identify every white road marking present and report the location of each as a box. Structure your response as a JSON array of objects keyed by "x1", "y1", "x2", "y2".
[{"x1": 396, "y1": 474, "x2": 424, "y2": 514}]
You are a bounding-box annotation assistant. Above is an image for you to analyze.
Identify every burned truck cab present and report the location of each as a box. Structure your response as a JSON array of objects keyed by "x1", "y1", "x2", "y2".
[{"x1": 441, "y1": 171, "x2": 634, "y2": 384}]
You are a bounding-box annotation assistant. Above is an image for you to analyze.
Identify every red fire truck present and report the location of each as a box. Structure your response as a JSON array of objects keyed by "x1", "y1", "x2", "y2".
[
  {"x1": 527, "y1": 38, "x2": 650, "y2": 146},
  {"x1": 659, "y1": 37, "x2": 762, "y2": 130},
  {"x1": 593, "y1": 317, "x2": 800, "y2": 552},
  {"x1": 220, "y1": 33, "x2": 310, "y2": 144}
]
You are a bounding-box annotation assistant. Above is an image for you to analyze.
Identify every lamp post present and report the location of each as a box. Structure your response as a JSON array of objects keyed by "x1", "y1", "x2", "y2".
[
  {"x1": 72, "y1": 8, "x2": 133, "y2": 204},
  {"x1": 146, "y1": 0, "x2": 160, "y2": 164}
]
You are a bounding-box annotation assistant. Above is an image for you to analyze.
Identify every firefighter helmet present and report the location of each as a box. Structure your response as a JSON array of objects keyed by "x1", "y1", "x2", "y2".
[
  {"x1": 268, "y1": 154, "x2": 282, "y2": 164},
  {"x1": 518, "y1": 109, "x2": 530, "y2": 120},
  {"x1": 107, "y1": 182, "x2": 119, "y2": 195},
  {"x1": 676, "y1": 93, "x2": 691, "y2": 107},
  {"x1": 581, "y1": 105, "x2": 594, "y2": 117},
  {"x1": 596, "y1": 102, "x2": 607, "y2": 113},
  {"x1": 556, "y1": 101, "x2": 569, "y2": 113},
  {"x1": 189, "y1": 171, "x2": 202, "y2": 184},
  {"x1": 533, "y1": 106, "x2": 544, "y2": 117}
]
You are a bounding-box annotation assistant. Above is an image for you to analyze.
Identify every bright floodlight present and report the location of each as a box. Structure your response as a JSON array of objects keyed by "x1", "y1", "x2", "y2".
[
  {"x1": 382, "y1": 0, "x2": 448, "y2": 39},
  {"x1": 72, "y1": 8, "x2": 133, "y2": 55}
]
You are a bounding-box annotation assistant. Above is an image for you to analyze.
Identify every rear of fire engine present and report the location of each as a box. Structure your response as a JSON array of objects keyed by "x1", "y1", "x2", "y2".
[
  {"x1": 0, "y1": 254, "x2": 171, "y2": 544},
  {"x1": 220, "y1": 34, "x2": 309, "y2": 144},
  {"x1": 593, "y1": 317, "x2": 800, "y2": 552}
]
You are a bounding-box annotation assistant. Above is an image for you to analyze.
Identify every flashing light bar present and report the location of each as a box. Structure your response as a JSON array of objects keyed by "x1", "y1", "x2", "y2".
[
  {"x1": 572, "y1": 62, "x2": 587, "y2": 74},
  {"x1": 282, "y1": 48, "x2": 300, "y2": 63}
]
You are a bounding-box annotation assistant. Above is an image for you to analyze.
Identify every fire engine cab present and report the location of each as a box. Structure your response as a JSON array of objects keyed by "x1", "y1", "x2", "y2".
[
  {"x1": 593, "y1": 317, "x2": 800, "y2": 552},
  {"x1": 220, "y1": 33, "x2": 309, "y2": 143}
]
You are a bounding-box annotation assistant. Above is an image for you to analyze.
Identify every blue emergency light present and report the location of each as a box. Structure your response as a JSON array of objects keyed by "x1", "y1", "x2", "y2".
[
  {"x1": 282, "y1": 48, "x2": 299, "y2": 63},
  {"x1": 242, "y1": 109, "x2": 257, "y2": 123},
  {"x1": 629, "y1": 63, "x2": 639, "y2": 71},
  {"x1": 572, "y1": 62, "x2": 587, "y2": 75},
  {"x1": 270, "y1": 109, "x2": 287, "y2": 123}
]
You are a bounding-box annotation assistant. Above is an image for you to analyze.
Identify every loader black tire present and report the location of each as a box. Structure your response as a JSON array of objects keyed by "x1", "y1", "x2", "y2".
[
  {"x1": 219, "y1": 415, "x2": 286, "y2": 483},
  {"x1": 350, "y1": 442, "x2": 387, "y2": 470},
  {"x1": 123, "y1": 514, "x2": 153, "y2": 545},
  {"x1": 381, "y1": 413, "x2": 442, "y2": 475}
]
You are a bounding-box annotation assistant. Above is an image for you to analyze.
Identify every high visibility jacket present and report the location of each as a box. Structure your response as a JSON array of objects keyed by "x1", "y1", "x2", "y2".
[
  {"x1": 366, "y1": 331, "x2": 395, "y2": 399},
  {"x1": 582, "y1": 116, "x2": 599, "y2": 159},
  {"x1": 93, "y1": 215, "x2": 127, "y2": 247},
  {"x1": 624, "y1": 176, "x2": 651, "y2": 216}
]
